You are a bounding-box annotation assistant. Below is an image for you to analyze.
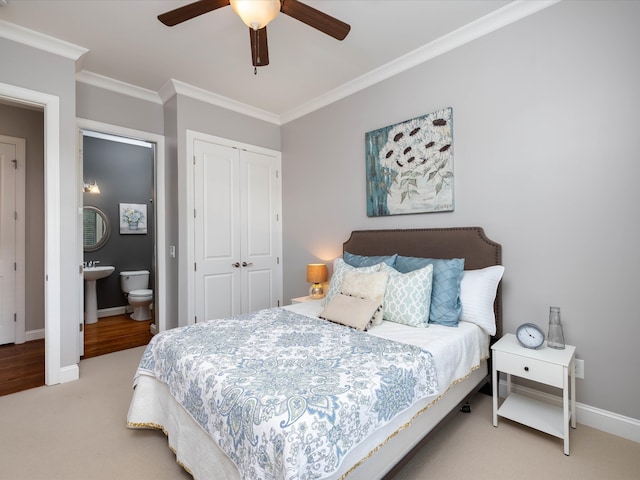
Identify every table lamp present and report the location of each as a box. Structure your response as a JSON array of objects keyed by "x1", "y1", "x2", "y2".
[{"x1": 306, "y1": 263, "x2": 328, "y2": 299}]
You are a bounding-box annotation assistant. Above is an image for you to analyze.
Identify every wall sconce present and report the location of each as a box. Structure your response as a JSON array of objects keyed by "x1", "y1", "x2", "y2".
[
  {"x1": 83, "y1": 180, "x2": 101, "y2": 194},
  {"x1": 306, "y1": 263, "x2": 328, "y2": 299}
]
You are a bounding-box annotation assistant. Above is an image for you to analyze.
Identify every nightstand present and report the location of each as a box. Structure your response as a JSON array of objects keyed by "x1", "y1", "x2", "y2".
[
  {"x1": 492, "y1": 333, "x2": 576, "y2": 455},
  {"x1": 291, "y1": 296, "x2": 316, "y2": 304}
]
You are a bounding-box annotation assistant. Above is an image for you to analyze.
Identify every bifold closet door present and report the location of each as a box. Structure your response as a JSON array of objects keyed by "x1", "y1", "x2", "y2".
[{"x1": 193, "y1": 139, "x2": 281, "y2": 323}]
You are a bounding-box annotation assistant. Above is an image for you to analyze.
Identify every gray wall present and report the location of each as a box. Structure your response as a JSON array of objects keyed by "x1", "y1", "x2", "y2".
[
  {"x1": 281, "y1": 1, "x2": 640, "y2": 420},
  {"x1": 173, "y1": 95, "x2": 282, "y2": 325},
  {"x1": 76, "y1": 82, "x2": 165, "y2": 136},
  {"x1": 2, "y1": 0, "x2": 637, "y2": 423},
  {"x1": 0, "y1": 103, "x2": 44, "y2": 333},
  {"x1": 83, "y1": 135, "x2": 155, "y2": 309},
  {"x1": 1, "y1": 37, "x2": 80, "y2": 367},
  {"x1": 162, "y1": 96, "x2": 179, "y2": 330}
]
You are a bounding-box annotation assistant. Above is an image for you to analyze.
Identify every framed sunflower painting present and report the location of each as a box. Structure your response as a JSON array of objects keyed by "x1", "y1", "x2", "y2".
[{"x1": 365, "y1": 107, "x2": 454, "y2": 216}]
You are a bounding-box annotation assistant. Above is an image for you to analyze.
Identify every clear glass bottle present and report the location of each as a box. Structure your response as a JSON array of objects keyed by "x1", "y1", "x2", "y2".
[{"x1": 547, "y1": 306, "x2": 565, "y2": 349}]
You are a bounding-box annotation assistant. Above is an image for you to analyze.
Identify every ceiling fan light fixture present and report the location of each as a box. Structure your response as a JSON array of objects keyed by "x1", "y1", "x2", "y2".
[{"x1": 230, "y1": 0, "x2": 281, "y2": 30}]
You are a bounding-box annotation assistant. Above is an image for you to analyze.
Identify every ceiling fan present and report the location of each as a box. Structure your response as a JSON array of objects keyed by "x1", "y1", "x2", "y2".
[{"x1": 158, "y1": 0, "x2": 351, "y2": 69}]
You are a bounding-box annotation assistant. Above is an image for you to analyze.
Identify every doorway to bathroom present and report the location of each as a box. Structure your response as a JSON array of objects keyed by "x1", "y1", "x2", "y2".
[{"x1": 79, "y1": 123, "x2": 164, "y2": 358}]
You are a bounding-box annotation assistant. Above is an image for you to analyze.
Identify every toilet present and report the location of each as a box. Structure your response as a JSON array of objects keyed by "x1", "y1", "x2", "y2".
[{"x1": 120, "y1": 270, "x2": 153, "y2": 321}]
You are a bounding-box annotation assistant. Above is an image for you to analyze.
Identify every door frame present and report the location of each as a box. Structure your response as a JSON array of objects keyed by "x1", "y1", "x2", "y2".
[
  {"x1": 0, "y1": 81, "x2": 62, "y2": 385},
  {"x1": 182, "y1": 130, "x2": 282, "y2": 327},
  {"x1": 0, "y1": 135, "x2": 26, "y2": 345},
  {"x1": 76, "y1": 118, "x2": 167, "y2": 335}
]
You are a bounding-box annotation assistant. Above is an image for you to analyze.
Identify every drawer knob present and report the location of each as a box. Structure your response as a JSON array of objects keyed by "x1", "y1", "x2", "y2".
[{"x1": 524, "y1": 366, "x2": 529, "y2": 372}]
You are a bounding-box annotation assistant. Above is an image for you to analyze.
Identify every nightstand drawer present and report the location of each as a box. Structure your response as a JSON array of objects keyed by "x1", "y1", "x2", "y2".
[{"x1": 494, "y1": 350, "x2": 564, "y2": 387}]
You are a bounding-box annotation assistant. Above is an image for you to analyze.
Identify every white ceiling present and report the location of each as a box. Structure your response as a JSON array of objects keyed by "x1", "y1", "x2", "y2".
[{"x1": 0, "y1": 1, "x2": 556, "y2": 122}]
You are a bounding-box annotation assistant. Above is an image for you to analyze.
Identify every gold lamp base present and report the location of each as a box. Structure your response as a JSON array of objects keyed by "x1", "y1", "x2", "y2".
[{"x1": 309, "y1": 283, "x2": 324, "y2": 299}]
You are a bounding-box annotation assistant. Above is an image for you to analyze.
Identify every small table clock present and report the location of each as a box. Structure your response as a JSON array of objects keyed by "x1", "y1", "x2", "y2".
[{"x1": 516, "y1": 323, "x2": 545, "y2": 349}]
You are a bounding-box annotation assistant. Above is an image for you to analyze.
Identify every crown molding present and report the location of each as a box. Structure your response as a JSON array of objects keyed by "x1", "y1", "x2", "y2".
[
  {"x1": 279, "y1": 0, "x2": 561, "y2": 124},
  {"x1": 76, "y1": 70, "x2": 162, "y2": 105},
  {"x1": 161, "y1": 79, "x2": 281, "y2": 125},
  {"x1": 1, "y1": 0, "x2": 559, "y2": 125},
  {"x1": 0, "y1": 19, "x2": 87, "y2": 61}
]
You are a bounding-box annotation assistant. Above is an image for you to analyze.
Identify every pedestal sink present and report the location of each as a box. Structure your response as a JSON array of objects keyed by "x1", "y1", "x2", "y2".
[{"x1": 83, "y1": 266, "x2": 115, "y2": 324}]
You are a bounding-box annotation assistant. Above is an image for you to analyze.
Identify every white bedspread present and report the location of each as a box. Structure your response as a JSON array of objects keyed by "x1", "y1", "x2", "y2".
[
  {"x1": 284, "y1": 300, "x2": 490, "y2": 393},
  {"x1": 128, "y1": 301, "x2": 490, "y2": 480},
  {"x1": 134, "y1": 307, "x2": 439, "y2": 480}
]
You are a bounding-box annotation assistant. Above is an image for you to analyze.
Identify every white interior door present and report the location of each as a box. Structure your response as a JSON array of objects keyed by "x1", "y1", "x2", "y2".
[
  {"x1": 0, "y1": 137, "x2": 25, "y2": 345},
  {"x1": 193, "y1": 139, "x2": 282, "y2": 323},
  {"x1": 241, "y1": 150, "x2": 281, "y2": 313},
  {"x1": 194, "y1": 140, "x2": 242, "y2": 322}
]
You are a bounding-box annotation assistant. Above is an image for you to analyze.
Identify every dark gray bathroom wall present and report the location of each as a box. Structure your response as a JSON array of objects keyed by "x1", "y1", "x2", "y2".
[{"x1": 83, "y1": 135, "x2": 154, "y2": 310}]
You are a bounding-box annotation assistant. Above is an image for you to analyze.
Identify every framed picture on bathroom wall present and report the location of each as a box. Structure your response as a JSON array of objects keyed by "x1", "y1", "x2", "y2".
[{"x1": 119, "y1": 203, "x2": 147, "y2": 234}]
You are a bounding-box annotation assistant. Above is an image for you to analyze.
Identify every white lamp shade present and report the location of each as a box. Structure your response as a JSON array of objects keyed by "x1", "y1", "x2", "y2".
[{"x1": 230, "y1": 0, "x2": 281, "y2": 30}]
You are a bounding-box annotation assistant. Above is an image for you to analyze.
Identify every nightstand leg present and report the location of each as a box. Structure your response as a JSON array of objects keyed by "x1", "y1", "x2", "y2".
[
  {"x1": 570, "y1": 358, "x2": 576, "y2": 429},
  {"x1": 492, "y1": 360, "x2": 498, "y2": 427},
  {"x1": 563, "y1": 366, "x2": 570, "y2": 455}
]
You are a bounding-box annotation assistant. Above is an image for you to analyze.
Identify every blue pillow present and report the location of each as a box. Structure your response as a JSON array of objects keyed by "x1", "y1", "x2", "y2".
[
  {"x1": 394, "y1": 256, "x2": 465, "y2": 327},
  {"x1": 343, "y1": 251, "x2": 397, "y2": 268}
]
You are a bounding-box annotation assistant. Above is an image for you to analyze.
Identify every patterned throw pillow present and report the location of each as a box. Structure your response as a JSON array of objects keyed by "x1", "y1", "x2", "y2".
[
  {"x1": 379, "y1": 263, "x2": 433, "y2": 327},
  {"x1": 394, "y1": 256, "x2": 464, "y2": 327},
  {"x1": 340, "y1": 270, "x2": 390, "y2": 327},
  {"x1": 325, "y1": 258, "x2": 381, "y2": 305}
]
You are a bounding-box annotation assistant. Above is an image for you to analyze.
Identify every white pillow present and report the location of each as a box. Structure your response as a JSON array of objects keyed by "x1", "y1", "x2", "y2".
[
  {"x1": 325, "y1": 258, "x2": 381, "y2": 305},
  {"x1": 379, "y1": 263, "x2": 433, "y2": 327},
  {"x1": 340, "y1": 270, "x2": 389, "y2": 327},
  {"x1": 459, "y1": 265, "x2": 505, "y2": 335}
]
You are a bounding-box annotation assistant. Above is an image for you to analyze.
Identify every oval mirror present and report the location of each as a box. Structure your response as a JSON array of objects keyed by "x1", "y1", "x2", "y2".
[{"x1": 83, "y1": 206, "x2": 111, "y2": 252}]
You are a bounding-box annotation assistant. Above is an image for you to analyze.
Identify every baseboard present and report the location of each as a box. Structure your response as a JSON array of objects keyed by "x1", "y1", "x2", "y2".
[
  {"x1": 59, "y1": 363, "x2": 79, "y2": 384},
  {"x1": 98, "y1": 306, "x2": 127, "y2": 317},
  {"x1": 24, "y1": 306, "x2": 127, "y2": 341},
  {"x1": 499, "y1": 380, "x2": 640, "y2": 443},
  {"x1": 25, "y1": 328, "x2": 45, "y2": 341}
]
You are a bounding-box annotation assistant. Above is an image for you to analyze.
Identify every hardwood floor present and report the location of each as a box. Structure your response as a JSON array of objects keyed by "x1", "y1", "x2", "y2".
[
  {"x1": 83, "y1": 314, "x2": 153, "y2": 359},
  {"x1": 0, "y1": 314, "x2": 153, "y2": 397},
  {"x1": 0, "y1": 338, "x2": 45, "y2": 397}
]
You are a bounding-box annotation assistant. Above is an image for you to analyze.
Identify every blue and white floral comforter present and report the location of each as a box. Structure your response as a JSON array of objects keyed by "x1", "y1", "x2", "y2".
[{"x1": 135, "y1": 308, "x2": 438, "y2": 480}]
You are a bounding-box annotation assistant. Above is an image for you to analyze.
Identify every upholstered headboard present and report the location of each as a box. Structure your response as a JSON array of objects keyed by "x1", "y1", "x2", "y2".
[{"x1": 343, "y1": 227, "x2": 503, "y2": 339}]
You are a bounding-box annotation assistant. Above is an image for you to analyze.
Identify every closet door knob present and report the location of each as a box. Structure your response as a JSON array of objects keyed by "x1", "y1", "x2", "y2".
[
  {"x1": 232, "y1": 262, "x2": 240, "y2": 268},
  {"x1": 242, "y1": 262, "x2": 253, "y2": 267}
]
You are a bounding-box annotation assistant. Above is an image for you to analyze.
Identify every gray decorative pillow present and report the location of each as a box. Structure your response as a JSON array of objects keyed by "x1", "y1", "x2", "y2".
[
  {"x1": 319, "y1": 294, "x2": 381, "y2": 331},
  {"x1": 340, "y1": 270, "x2": 389, "y2": 327}
]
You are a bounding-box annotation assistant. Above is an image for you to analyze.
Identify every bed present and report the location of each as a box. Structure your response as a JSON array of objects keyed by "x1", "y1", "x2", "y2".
[{"x1": 127, "y1": 227, "x2": 503, "y2": 479}]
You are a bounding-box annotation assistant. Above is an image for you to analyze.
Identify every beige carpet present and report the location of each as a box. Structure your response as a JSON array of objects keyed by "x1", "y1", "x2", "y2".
[{"x1": 0, "y1": 346, "x2": 638, "y2": 480}]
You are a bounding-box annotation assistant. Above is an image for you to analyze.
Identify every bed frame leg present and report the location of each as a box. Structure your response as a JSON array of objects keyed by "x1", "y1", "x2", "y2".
[{"x1": 460, "y1": 402, "x2": 471, "y2": 413}]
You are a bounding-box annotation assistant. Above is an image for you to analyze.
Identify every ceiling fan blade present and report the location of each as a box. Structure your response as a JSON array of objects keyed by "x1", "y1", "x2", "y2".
[
  {"x1": 158, "y1": 0, "x2": 230, "y2": 27},
  {"x1": 250, "y1": 27, "x2": 269, "y2": 67},
  {"x1": 280, "y1": 0, "x2": 350, "y2": 40}
]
